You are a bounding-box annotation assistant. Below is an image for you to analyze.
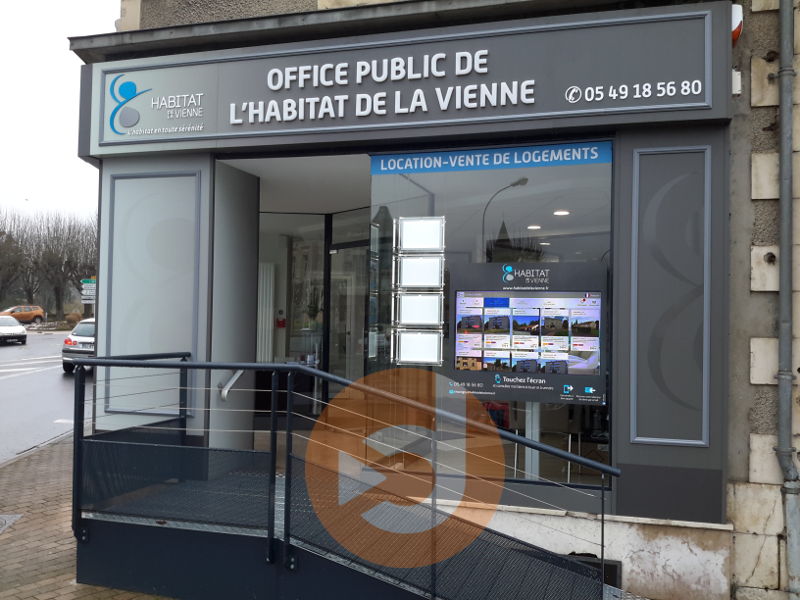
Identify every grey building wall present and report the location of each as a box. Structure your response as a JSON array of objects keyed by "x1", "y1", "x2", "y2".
[{"x1": 95, "y1": 153, "x2": 214, "y2": 436}]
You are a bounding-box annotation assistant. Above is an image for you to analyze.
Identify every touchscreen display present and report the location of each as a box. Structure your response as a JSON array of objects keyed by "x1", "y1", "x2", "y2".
[{"x1": 455, "y1": 291, "x2": 601, "y2": 375}]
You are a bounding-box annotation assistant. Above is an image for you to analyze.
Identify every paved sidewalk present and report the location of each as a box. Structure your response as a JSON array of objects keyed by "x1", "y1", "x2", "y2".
[{"x1": 0, "y1": 436, "x2": 169, "y2": 599}]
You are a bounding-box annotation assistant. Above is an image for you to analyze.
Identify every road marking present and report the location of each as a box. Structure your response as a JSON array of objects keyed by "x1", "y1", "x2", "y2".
[
  {"x1": 0, "y1": 355, "x2": 61, "y2": 366},
  {"x1": 53, "y1": 419, "x2": 73, "y2": 424},
  {"x1": 0, "y1": 360, "x2": 60, "y2": 373},
  {"x1": 0, "y1": 358, "x2": 60, "y2": 366},
  {"x1": 0, "y1": 365, "x2": 62, "y2": 382}
]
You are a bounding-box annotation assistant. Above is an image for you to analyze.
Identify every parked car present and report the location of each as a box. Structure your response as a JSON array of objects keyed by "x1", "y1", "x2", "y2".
[
  {"x1": 62, "y1": 318, "x2": 95, "y2": 373},
  {"x1": 0, "y1": 316, "x2": 26, "y2": 345},
  {"x1": 0, "y1": 305, "x2": 45, "y2": 324}
]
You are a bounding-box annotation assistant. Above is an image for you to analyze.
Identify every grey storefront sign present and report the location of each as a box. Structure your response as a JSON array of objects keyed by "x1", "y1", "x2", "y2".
[{"x1": 87, "y1": 2, "x2": 730, "y2": 155}]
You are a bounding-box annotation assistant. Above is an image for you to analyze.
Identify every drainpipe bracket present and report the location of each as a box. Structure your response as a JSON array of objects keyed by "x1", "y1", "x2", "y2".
[
  {"x1": 769, "y1": 67, "x2": 797, "y2": 81},
  {"x1": 782, "y1": 480, "x2": 800, "y2": 494}
]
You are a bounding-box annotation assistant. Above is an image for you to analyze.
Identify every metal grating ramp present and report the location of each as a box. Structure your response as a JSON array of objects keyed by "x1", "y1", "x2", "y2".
[{"x1": 80, "y1": 440, "x2": 650, "y2": 600}]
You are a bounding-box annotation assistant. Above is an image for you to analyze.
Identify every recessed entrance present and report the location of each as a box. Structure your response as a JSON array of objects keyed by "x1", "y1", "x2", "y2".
[{"x1": 218, "y1": 144, "x2": 611, "y2": 494}]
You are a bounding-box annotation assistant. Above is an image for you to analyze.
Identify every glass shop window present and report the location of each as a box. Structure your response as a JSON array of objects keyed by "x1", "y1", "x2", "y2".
[
  {"x1": 368, "y1": 141, "x2": 613, "y2": 486},
  {"x1": 258, "y1": 213, "x2": 325, "y2": 365}
]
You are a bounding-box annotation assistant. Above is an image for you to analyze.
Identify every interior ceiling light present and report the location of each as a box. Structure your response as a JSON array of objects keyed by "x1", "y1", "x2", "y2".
[
  {"x1": 553, "y1": 210, "x2": 570, "y2": 216},
  {"x1": 527, "y1": 225, "x2": 542, "y2": 230}
]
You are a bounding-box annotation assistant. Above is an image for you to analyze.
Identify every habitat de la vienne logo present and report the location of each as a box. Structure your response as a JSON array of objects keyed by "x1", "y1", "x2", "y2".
[
  {"x1": 108, "y1": 73, "x2": 205, "y2": 137},
  {"x1": 501, "y1": 263, "x2": 551, "y2": 288},
  {"x1": 108, "y1": 74, "x2": 151, "y2": 134}
]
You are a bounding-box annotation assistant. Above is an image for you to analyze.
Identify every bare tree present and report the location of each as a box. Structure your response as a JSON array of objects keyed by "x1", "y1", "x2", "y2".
[
  {"x1": 0, "y1": 210, "x2": 23, "y2": 306},
  {"x1": 37, "y1": 213, "x2": 77, "y2": 321},
  {"x1": 0, "y1": 210, "x2": 98, "y2": 319},
  {"x1": 67, "y1": 216, "x2": 98, "y2": 317},
  {"x1": 13, "y1": 214, "x2": 44, "y2": 305}
]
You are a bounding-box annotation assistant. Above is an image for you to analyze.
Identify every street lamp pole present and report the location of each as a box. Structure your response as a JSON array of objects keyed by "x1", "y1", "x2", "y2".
[{"x1": 480, "y1": 177, "x2": 529, "y2": 262}]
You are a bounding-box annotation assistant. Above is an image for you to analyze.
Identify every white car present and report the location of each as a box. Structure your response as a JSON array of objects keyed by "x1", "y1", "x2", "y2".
[
  {"x1": 62, "y1": 318, "x2": 95, "y2": 373},
  {"x1": 0, "y1": 316, "x2": 26, "y2": 345}
]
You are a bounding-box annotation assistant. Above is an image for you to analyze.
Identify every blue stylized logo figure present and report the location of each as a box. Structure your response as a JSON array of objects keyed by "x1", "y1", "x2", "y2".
[
  {"x1": 495, "y1": 374, "x2": 502, "y2": 384},
  {"x1": 109, "y1": 74, "x2": 151, "y2": 135},
  {"x1": 502, "y1": 264, "x2": 514, "y2": 283}
]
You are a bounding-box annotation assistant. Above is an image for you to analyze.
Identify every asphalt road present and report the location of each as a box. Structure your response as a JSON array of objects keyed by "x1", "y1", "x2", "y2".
[{"x1": 0, "y1": 331, "x2": 92, "y2": 465}]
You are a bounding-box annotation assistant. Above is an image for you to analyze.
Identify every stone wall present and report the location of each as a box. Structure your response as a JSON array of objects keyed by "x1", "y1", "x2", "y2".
[
  {"x1": 734, "y1": 1, "x2": 799, "y2": 599},
  {"x1": 117, "y1": 0, "x2": 418, "y2": 30}
]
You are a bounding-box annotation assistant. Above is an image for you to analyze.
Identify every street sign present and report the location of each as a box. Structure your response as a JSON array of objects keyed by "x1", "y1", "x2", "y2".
[{"x1": 81, "y1": 277, "x2": 97, "y2": 300}]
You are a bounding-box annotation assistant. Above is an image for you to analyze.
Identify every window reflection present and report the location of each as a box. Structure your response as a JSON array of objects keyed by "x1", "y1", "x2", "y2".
[{"x1": 369, "y1": 143, "x2": 612, "y2": 486}]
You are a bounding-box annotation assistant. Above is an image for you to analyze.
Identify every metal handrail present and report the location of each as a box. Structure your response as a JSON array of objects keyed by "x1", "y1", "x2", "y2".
[
  {"x1": 218, "y1": 369, "x2": 245, "y2": 402},
  {"x1": 74, "y1": 355, "x2": 620, "y2": 478},
  {"x1": 101, "y1": 351, "x2": 192, "y2": 361},
  {"x1": 72, "y1": 352, "x2": 617, "y2": 591}
]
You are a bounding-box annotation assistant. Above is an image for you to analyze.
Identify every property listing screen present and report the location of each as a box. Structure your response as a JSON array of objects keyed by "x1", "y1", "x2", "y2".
[{"x1": 455, "y1": 290, "x2": 602, "y2": 375}]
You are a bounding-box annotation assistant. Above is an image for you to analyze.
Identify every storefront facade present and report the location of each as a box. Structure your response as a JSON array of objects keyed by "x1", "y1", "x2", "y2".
[{"x1": 69, "y1": 1, "x2": 777, "y2": 598}]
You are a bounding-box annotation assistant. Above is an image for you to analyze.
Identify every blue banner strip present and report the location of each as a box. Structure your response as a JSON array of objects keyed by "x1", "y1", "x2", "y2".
[{"x1": 371, "y1": 142, "x2": 612, "y2": 175}]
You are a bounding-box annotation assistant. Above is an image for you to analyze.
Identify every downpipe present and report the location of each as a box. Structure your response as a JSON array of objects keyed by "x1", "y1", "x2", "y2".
[
  {"x1": 777, "y1": 1, "x2": 800, "y2": 598},
  {"x1": 786, "y1": 480, "x2": 800, "y2": 600}
]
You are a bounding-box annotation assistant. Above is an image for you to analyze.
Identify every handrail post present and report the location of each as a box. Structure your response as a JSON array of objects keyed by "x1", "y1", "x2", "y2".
[
  {"x1": 267, "y1": 370, "x2": 278, "y2": 564},
  {"x1": 600, "y1": 472, "x2": 606, "y2": 598},
  {"x1": 179, "y1": 357, "x2": 188, "y2": 446},
  {"x1": 72, "y1": 365, "x2": 88, "y2": 542},
  {"x1": 283, "y1": 371, "x2": 296, "y2": 570},
  {"x1": 430, "y1": 414, "x2": 438, "y2": 600}
]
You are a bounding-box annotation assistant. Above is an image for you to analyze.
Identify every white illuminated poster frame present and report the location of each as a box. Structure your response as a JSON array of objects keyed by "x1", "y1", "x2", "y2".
[
  {"x1": 397, "y1": 255, "x2": 444, "y2": 288},
  {"x1": 395, "y1": 330, "x2": 443, "y2": 365},
  {"x1": 397, "y1": 217, "x2": 446, "y2": 252},
  {"x1": 396, "y1": 293, "x2": 443, "y2": 326},
  {"x1": 390, "y1": 216, "x2": 446, "y2": 365}
]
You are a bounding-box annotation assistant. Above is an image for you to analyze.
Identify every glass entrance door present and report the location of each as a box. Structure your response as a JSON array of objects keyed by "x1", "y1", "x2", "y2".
[{"x1": 328, "y1": 245, "x2": 369, "y2": 397}]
